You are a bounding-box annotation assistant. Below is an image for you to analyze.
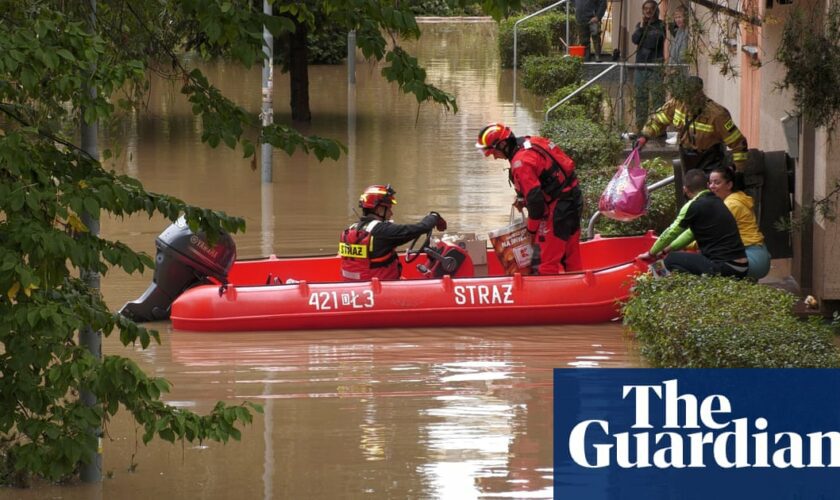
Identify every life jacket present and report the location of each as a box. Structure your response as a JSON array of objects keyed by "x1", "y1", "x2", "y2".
[
  {"x1": 514, "y1": 136, "x2": 579, "y2": 202},
  {"x1": 339, "y1": 220, "x2": 399, "y2": 281}
]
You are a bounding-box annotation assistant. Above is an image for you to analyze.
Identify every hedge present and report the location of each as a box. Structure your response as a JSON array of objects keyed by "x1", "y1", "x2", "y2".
[
  {"x1": 521, "y1": 55, "x2": 582, "y2": 96},
  {"x1": 622, "y1": 273, "x2": 840, "y2": 368},
  {"x1": 498, "y1": 13, "x2": 575, "y2": 68}
]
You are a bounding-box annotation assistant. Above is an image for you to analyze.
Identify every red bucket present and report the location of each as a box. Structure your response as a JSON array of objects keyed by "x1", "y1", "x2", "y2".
[{"x1": 569, "y1": 45, "x2": 586, "y2": 58}]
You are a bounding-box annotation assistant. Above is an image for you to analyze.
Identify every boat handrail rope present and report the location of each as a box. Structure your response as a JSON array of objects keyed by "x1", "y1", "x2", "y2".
[
  {"x1": 513, "y1": 0, "x2": 569, "y2": 108},
  {"x1": 585, "y1": 174, "x2": 675, "y2": 240}
]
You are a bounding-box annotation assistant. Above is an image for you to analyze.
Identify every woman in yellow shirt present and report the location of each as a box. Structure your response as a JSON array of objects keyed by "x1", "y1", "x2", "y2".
[{"x1": 708, "y1": 167, "x2": 771, "y2": 279}]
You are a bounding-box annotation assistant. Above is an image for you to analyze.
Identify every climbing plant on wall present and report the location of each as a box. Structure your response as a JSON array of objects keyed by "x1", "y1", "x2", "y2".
[{"x1": 777, "y1": 2, "x2": 840, "y2": 132}]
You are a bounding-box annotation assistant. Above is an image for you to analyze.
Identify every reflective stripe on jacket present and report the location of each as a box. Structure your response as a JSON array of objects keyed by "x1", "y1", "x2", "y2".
[
  {"x1": 339, "y1": 220, "x2": 399, "y2": 281},
  {"x1": 642, "y1": 98, "x2": 749, "y2": 171}
]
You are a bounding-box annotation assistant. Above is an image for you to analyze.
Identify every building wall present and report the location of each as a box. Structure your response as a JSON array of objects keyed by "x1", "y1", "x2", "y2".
[
  {"x1": 756, "y1": 2, "x2": 797, "y2": 154},
  {"x1": 618, "y1": 0, "x2": 839, "y2": 301},
  {"x1": 812, "y1": 131, "x2": 840, "y2": 300}
]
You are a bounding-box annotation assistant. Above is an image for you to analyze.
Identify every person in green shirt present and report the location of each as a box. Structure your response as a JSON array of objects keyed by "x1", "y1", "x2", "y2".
[{"x1": 638, "y1": 169, "x2": 748, "y2": 278}]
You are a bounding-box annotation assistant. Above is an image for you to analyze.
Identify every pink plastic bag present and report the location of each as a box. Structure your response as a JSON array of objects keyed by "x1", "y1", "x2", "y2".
[{"x1": 598, "y1": 148, "x2": 649, "y2": 221}]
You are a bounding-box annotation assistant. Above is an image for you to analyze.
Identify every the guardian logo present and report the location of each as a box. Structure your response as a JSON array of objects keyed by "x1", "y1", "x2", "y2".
[
  {"x1": 554, "y1": 369, "x2": 840, "y2": 499},
  {"x1": 568, "y1": 379, "x2": 840, "y2": 469}
]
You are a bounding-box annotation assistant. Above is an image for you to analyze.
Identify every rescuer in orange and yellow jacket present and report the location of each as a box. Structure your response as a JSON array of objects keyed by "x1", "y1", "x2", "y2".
[
  {"x1": 635, "y1": 76, "x2": 749, "y2": 207},
  {"x1": 339, "y1": 184, "x2": 447, "y2": 281},
  {"x1": 636, "y1": 76, "x2": 749, "y2": 174}
]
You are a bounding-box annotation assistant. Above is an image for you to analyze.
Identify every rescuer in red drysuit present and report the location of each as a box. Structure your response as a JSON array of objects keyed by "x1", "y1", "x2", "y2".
[{"x1": 476, "y1": 123, "x2": 583, "y2": 274}]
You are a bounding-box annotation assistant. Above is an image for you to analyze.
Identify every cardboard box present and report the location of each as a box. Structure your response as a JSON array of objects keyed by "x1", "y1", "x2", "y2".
[{"x1": 441, "y1": 232, "x2": 488, "y2": 265}]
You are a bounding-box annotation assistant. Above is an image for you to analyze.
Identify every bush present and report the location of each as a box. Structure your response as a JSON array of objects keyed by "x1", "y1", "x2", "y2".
[
  {"x1": 307, "y1": 25, "x2": 349, "y2": 64},
  {"x1": 498, "y1": 14, "x2": 562, "y2": 68},
  {"x1": 545, "y1": 13, "x2": 578, "y2": 48},
  {"x1": 521, "y1": 55, "x2": 581, "y2": 96},
  {"x1": 622, "y1": 273, "x2": 840, "y2": 368},
  {"x1": 406, "y1": 0, "x2": 456, "y2": 16},
  {"x1": 543, "y1": 83, "x2": 604, "y2": 122},
  {"x1": 540, "y1": 116, "x2": 623, "y2": 172}
]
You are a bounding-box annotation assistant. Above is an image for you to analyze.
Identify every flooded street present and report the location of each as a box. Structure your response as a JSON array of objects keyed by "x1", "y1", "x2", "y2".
[{"x1": 7, "y1": 21, "x2": 643, "y2": 500}]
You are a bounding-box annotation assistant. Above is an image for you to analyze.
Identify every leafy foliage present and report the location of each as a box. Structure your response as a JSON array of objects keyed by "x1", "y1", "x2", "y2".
[
  {"x1": 540, "y1": 116, "x2": 623, "y2": 173},
  {"x1": 777, "y1": 3, "x2": 840, "y2": 132},
  {"x1": 0, "y1": 0, "x2": 531, "y2": 485},
  {"x1": 497, "y1": 14, "x2": 553, "y2": 68},
  {"x1": 623, "y1": 273, "x2": 840, "y2": 368},
  {"x1": 521, "y1": 54, "x2": 580, "y2": 96},
  {"x1": 270, "y1": 0, "x2": 524, "y2": 114},
  {"x1": 543, "y1": 82, "x2": 605, "y2": 123},
  {"x1": 306, "y1": 24, "x2": 349, "y2": 65}
]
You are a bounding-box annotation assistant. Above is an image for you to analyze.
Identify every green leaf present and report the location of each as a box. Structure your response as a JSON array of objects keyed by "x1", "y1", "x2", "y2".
[{"x1": 83, "y1": 197, "x2": 99, "y2": 217}]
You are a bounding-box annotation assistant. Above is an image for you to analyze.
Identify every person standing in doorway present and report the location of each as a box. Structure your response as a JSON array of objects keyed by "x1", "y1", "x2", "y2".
[
  {"x1": 632, "y1": 0, "x2": 666, "y2": 132},
  {"x1": 575, "y1": 0, "x2": 608, "y2": 62},
  {"x1": 668, "y1": 5, "x2": 690, "y2": 81},
  {"x1": 476, "y1": 123, "x2": 584, "y2": 274}
]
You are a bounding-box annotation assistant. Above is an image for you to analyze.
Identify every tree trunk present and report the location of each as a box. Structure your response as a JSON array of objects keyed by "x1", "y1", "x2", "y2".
[{"x1": 289, "y1": 20, "x2": 311, "y2": 122}]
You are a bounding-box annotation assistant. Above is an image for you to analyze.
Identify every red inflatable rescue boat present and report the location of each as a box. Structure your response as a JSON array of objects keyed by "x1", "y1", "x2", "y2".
[{"x1": 166, "y1": 232, "x2": 656, "y2": 332}]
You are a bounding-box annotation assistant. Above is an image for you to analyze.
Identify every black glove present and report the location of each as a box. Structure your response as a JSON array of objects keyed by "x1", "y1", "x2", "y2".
[
  {"x1": 633, "y1": 135, "x2": 648, "y2": 150},
  {"x1": 430, "y1": 211, "x2": 447, "y2": 231}
]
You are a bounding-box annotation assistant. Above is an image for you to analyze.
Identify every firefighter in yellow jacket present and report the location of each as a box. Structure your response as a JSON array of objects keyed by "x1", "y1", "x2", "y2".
[{"x1": 635, "y1": 76, "x2": 748, "y2": 206}]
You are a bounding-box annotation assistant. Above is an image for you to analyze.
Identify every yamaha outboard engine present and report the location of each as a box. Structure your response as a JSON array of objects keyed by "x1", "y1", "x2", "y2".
[{"x1": 119, "y1": 217, "x2": 236, "y2": 322}]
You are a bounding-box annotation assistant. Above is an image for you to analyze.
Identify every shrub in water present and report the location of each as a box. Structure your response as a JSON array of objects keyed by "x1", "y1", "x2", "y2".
[
  {"x1": 522, "y1": 55, "x2": 581, "y2": 96},
  {"x1": 498, "y1": 15, "x2": 556, "y2": 68},
  {"x1": 543, "y1": 82, "x2": 604, "y2": 121},
  {"x1": 540, "y1": 116, "x2": 623, "y2": 173},
  {"x1": 622, "y1": 273, "x2": 840, "y2": 368}
]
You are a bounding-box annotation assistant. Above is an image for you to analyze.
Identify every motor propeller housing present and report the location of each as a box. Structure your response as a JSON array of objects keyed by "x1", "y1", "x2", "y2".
[{"x1": 119, "y1": 217, "x2": 236, "y2": 322}]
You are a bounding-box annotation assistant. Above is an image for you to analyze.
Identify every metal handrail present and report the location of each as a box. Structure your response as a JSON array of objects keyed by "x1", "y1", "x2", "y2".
[
  {"x1": 545, "y1": 63, "x2": 618, "y2": 120},
  {"x1": 586, "y1": 174, "x2": 675, "y2": 240},
  {"x1": 513, "y1": 0, "x2": 569, "y2": 109}
]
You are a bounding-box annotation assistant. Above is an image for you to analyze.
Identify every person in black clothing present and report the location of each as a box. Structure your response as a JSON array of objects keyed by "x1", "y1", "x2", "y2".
[
  {"x1": 638, "y1": 169, "x2": 748, "y2": 278},
  {"x1": 632, "y1": 0, "x2": 666, "y2": 132},
  {"x1": 339, "y1": 184, "x2": 447, "y2": 281},
  {"x1": 574, "y1": 0, "x2": 608, "y2": 61}
]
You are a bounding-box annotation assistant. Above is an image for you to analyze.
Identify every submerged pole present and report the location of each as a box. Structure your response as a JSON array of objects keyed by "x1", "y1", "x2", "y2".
[
  {"x1": 261, "y1": 0, "x2": 274, "y2": 183},
  {"x1": 80, "y1": 0, "x2": 102, "y2": 482}
]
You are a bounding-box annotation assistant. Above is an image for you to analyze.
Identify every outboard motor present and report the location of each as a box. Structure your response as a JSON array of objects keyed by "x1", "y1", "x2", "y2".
[{"x1": 119, "y1": 217, "x2": 236, "y2": 322}]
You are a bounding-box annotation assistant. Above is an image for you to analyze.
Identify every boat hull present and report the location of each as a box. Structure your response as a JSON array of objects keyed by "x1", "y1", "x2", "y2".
[{"x1": 170, "y1": 233, "x2": 656, "y2": 332}]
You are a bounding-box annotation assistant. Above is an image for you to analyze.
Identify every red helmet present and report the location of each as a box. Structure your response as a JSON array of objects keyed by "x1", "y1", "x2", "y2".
[
  {"x1": 475, "y1": 123, "x2": 513, "y2": 152},
  {"x1": 359, "y1": 184, "x2": 397, "y2": 210}
]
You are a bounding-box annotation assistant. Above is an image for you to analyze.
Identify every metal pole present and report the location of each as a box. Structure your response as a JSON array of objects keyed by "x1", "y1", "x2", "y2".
[
  {"x1": 512, "y1": 0, "x2": 568, "y2": 108},
  {"x1": 566, "y1": 1, "x2": 570, "y2": 55},
  {"x1": 347, "y1": 82, "x2": 357, "y2": 213},
  {"x1": 513, "y1": 28, "x2": 517, "y2": 109},
  {"x1": 80, "y1": 0, "x2": 101, "y2": 482},
  {"x1": 545, "y1": 63, "x2": 618, "y2": 120},
  {"x1": 261, "y1": 0, "x2": 274, "y2": 183},
  {"x1": 347, "y1": 30, "x2": 356, "y2": 84},
  {"x1": 619, "y1": 62, "x2": 625, "y2": 128}
]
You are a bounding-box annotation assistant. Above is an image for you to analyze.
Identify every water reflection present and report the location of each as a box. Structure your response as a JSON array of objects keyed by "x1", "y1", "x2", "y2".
[{"x1": 10, "y1": 20, "x2": 644, "y2": 500}]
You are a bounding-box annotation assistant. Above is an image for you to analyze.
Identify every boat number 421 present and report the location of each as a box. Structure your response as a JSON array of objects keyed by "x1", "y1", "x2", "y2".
[{"x1": 308, "y1": 290, "x2": 375, "y2": 311}]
